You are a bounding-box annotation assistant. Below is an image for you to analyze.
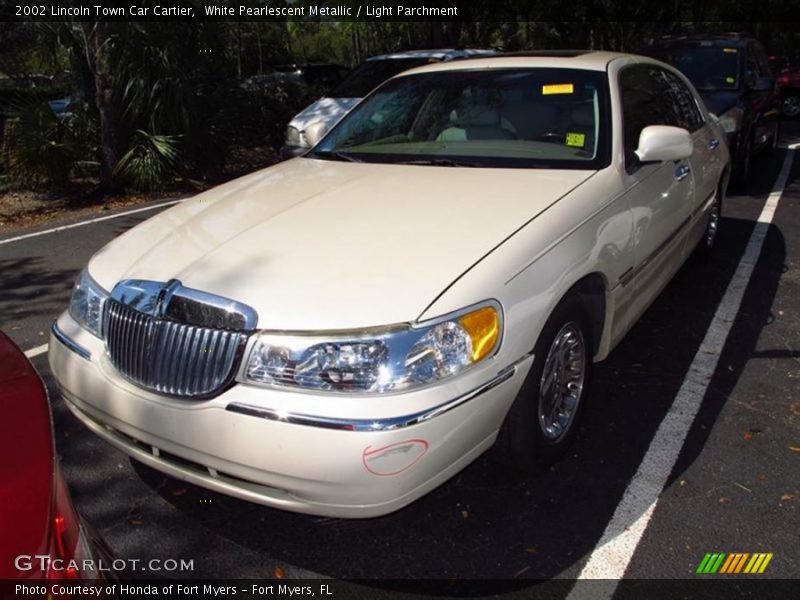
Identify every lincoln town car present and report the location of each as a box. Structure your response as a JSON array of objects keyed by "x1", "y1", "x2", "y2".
[{"x1": 50, "y1": 52, "x2": 729, "y2": 518}]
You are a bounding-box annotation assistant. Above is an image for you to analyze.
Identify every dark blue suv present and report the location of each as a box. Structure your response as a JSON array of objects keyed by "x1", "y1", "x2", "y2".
[{"x1": 646, "y1": 33, "x2": 781, "y2": 187}]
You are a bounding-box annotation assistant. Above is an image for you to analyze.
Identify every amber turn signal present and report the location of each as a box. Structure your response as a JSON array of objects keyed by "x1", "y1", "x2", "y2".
[{"x1": 459, "y1": 306, "x2": 500, "y2": 363}]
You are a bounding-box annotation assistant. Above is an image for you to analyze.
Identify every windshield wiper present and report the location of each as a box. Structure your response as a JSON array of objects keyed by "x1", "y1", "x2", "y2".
[
  {"x1": 311, "y1": 150, "x2": 363, "y2": 163},
  {"x1": 396, "y1": 158, "x2": 482, "y2": 168}
]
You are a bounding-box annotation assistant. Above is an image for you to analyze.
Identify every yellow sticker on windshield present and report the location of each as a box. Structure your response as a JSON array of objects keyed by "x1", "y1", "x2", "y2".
[
  {"x1": 726, "y1": 76, "x2": 735, "y2": 83},
  {"x1": 543, "y1": 83, "x2": 574, "y2": 95},
  {"x1": 723, "y1": 48, "x2": 738, "y2": 53},
  {"x1": 566, "y1": 132, "x2": 586, "y2": 148}
]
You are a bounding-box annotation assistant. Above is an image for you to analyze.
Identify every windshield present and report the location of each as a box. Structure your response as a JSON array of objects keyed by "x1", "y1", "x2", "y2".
[
  {"x1": 311, "y1": 68, "x2": 610, "y2": 169},
  {"x1": 656, "y1": 46, "x2": 741, "y2": 90},
  {"x1": 329, "y1": 57, "x2": 436, "y2": 98}
]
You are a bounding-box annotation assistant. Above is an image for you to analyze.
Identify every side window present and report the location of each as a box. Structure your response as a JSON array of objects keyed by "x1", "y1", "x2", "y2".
[
  {"x1": 662, "y1": 70, "x2": 705, "y2": 132},
  {"x1": 620, "y1": 65, "x2": 681, "y2": 168}
]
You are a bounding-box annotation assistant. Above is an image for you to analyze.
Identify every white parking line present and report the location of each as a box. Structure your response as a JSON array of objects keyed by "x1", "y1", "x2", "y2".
[
  {"x1": 0, "y1": 199, "x2": 183, "y2": 246},
  {"x1": 24, "y1": 343, "x2": 49, "y2": 358},
  {"x1": 568, "y1": 145, "x2": 797, "y2": 594}
]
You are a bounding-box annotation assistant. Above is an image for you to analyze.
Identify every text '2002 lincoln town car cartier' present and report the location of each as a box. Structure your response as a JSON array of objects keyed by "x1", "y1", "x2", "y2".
[{"x1": 50, "y1": 52, "x2": 729, "y2": 518}]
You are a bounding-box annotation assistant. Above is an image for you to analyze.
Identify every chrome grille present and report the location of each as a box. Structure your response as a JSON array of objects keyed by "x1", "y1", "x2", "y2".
[{"x1": 104, "y1": 299, "x2": 248, "y2": 398}]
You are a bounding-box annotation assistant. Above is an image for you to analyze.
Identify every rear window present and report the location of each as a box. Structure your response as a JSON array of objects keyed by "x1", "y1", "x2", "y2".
[{"x1": 653, "y1": 45, "x2": 741, "y2": 90}]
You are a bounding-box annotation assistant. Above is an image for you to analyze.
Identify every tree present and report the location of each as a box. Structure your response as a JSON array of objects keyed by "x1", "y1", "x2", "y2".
[{"x1": 82, "y1": 22, "x2": 124, "y2": 192}]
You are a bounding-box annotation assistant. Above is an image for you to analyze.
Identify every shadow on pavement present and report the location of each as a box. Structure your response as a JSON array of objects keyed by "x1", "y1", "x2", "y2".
[{"x1": 0, "y1": 257, "x2": 76, "y2": 323}]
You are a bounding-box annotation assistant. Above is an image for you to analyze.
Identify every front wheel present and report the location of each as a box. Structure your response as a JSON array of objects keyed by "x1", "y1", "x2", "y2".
[
  {"x1": 766, "y1": 118, "x2": 780, "y2": 155},
  {"x1": 497, "y1": 295, "x2": 592, "y2": 473}
]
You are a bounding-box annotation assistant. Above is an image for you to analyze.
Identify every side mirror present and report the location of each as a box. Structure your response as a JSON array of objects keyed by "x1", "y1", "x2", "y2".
[
  {"x1": 751, "y1": 76, "x2": 775, "y2": 92},
  {"x1": 635, "y1": 125, "x2": 693, "y2": 163},
  {"x1": 304, "y1": 122, "x2": 329, "y2": 147}
]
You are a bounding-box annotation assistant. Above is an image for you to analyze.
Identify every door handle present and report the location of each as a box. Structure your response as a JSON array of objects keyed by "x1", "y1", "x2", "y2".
[
  {"x1": 708, "y1": 139, "x2": 720, "y2": 150},
  {"x1": 675, "y1": 164, "x2": 691, "y2": 181}
]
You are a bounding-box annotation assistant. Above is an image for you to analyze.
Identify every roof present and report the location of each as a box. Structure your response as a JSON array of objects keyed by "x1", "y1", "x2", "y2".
[
  {"x1": 397, "y1": 51, "x2": 635, "y2": 76},
  {"x1": 366, "y1": 48, "x2": 496, "y2": 61},
  {"x1": 502, "y1": 50, "x2": 595, "y2": 58},
  {"x1": 649, "y1": 33, "x2": 754, "y2": 47}
]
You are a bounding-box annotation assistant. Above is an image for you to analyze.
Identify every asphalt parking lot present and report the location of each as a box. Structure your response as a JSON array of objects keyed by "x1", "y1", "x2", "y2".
[{"x1": 1, "y1": 124, "x2": 798, "y2": 592}]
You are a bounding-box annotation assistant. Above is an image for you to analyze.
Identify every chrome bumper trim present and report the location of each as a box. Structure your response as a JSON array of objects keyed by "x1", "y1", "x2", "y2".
[
  {"x1": 226, "y1": 354, "x2": 531, "y2": 432},
  {"x1": 51, "y1": 322, "x2": 91, "y2": 360}
]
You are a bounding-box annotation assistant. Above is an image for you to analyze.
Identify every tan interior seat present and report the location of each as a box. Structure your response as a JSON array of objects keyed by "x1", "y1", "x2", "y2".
[{"x1": 436, "y1": 107, "x2": 517, "y2": 142}]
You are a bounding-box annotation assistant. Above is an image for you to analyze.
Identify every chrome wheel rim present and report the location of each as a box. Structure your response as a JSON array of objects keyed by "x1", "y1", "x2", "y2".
[
  {"x1": 783, "y1": 96, "x2": 800, "y2": 118},
  {"x1": 706, "y1": 196, "x2": 720, "y2": 248},
  {"x1": 538, "y1": 322, "x2": 586, "y2": 441}
]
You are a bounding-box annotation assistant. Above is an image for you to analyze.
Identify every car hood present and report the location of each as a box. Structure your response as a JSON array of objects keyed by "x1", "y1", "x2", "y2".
[
  {"x1": 289, "y1": 96, "x2": 360, "y2": 131},
  {"x1": 90, "y1": 159, "x2": 594, "y2": 330},
  {"x1": 698, "y1": 90, "x2": 741, "y2": 117}
]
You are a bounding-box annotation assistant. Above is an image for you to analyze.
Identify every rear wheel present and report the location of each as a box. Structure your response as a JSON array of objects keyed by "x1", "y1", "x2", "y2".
[
  {"x1": 497, "y1": 295, "x2": 592, "y2": 473},
  {"x1": 782, "y1": 93, "x2": 800, "y2": 119}
]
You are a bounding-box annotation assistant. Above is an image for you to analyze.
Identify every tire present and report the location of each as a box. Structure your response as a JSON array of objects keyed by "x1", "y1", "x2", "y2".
[
  {"x1": 782, "y1": 93, "x2": 800, "y2": 119},
  {"x1": 497, "y1": 295, "x2": 592, "y2": 473}
]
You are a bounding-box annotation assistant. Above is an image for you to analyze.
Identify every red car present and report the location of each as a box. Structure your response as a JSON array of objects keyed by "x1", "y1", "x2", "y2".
[{"x1": 0, "y1": 331, "x2": 113, "y2": 581}]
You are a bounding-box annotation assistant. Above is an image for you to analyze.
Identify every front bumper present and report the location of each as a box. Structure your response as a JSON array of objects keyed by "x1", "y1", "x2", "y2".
[{"x1": 50, "y1": 312, "x2": 530, "y2": 518}]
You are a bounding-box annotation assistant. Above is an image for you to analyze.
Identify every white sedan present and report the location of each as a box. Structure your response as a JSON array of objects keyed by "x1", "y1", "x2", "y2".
[{"x1": 50, "y1": 52, "x2": 729, "y2": 518}]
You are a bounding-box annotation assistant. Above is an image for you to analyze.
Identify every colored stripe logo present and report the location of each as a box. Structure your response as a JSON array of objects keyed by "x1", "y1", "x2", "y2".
[{"x1": 696, "y1": 552, "x2": 773, "y2": 574}]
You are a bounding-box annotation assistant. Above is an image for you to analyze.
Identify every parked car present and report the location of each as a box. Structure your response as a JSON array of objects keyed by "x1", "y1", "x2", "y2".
[
  {"x1": 279, "y1": 48, "x2": 497, "y2": 159},
  {"x1": 778, "y1": 67, "x2": 800, "y2": 118},
  {"x1": 0, "y1": 331, "x2": 114, "y2": 579},
  {"x1": 277, "y1": 63, "x2": 350, "y2": 91},
  {"x1": 768, "y1": 55, "x2": 790, "y2": 75},
  {"x1": 646, "y1": 33, "x2": 780, "y2": 186},
  {"x1": 50, "y1": 51, "x2": 729, "y2": 518},
  {"x1": 48, "y1": 95, "x2": 82, "y2": 121},
  {"x1": 242, "y1": 63, "x2": 349, "y2": 95}
]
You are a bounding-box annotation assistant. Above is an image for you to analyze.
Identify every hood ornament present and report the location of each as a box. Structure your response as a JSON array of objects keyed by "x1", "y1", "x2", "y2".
[{"x1": 109, "y1": 279, "x2": 258, "y2": 331}]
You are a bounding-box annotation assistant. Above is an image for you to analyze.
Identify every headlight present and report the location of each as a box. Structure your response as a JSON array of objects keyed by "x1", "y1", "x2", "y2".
[
  {"x1": 68, "y1": 268, "x2": 108, "y2": 337},
  {"x1": 243, "y1": 302, "x2": 502, "y2": 393},
  {"x1": 285, "y1": 125, "x2": 307, "y2": 147},
  {"x1": 718, "y1": 107, "x2": 743, "y2": 134}
]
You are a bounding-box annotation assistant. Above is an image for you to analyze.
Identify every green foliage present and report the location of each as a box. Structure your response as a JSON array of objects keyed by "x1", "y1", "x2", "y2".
[
  {"x1": 112, "y1": 23, "x2": 250, "y2": 179},
  {"x1": 4, "y1": 17, "x2": 800, "y2": 196},
  {"x1": 114, "y1": 130, "x2": 179, "y2": 191},
  {"x1": 288, "y1": 22, "x2": 353, "y2": 64},
  {"x1": 2, "y1": 100, "x2": 95, "y2": 189}
]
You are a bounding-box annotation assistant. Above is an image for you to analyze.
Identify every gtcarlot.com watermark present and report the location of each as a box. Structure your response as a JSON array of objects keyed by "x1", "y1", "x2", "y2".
[{"x1": 15, "y1": 554, "x2": 195, "y2": 573}]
